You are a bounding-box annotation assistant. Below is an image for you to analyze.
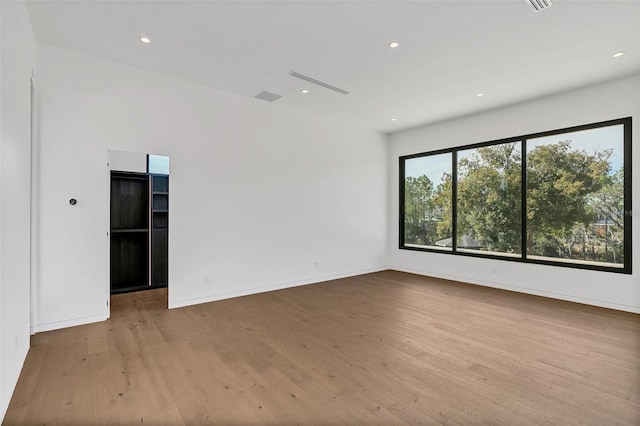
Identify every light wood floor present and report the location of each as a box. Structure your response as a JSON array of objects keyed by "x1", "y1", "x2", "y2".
[{"x1": 4, "y1": 271, "x2": 640, "y2": 425}]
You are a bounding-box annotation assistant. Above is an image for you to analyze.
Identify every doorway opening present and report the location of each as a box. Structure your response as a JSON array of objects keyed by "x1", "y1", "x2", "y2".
[{"x1": 109, "y1": 151, "x2": 169, "y2": 300}]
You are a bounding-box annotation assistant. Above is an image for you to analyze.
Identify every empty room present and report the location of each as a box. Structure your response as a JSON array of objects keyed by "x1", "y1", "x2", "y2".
[{"x1": 1, "y1": 0, "x2": 639, "y2": 424}]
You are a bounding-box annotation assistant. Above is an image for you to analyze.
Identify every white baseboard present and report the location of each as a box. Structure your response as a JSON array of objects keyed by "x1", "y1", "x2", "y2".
[
  {"x1": 390, "y1": 266, "x2": 640, "y2": 314},
  {"x1": 169, "y1": 266, "x2": 388, "y2": 309},
  {"x1": 32, "y1": 314, "x2": 108, "y2": 333}
]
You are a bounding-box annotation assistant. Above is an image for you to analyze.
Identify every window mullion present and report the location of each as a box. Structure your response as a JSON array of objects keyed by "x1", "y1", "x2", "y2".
[
  {"x1": 521, "y1": 139, "x2": 528, "y2": 261},
  {"x1": 452, "y1": 151, "x2": 458, "y2": 253}
]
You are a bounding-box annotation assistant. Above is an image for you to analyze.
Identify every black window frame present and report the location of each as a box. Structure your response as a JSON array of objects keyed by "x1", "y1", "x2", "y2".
[{"x1": 399, "y1": 117, "x2": 632, "y2": 274}]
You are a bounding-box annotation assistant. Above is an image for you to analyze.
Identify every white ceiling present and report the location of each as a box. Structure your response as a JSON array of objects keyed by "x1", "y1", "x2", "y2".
[{"x1": 26, "y1": 0, "x2": 640, "y2": 133}]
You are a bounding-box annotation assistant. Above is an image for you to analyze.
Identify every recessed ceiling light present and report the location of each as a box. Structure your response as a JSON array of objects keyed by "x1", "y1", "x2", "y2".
[
  {"x1": 612, "y1": 51, "x2": 625, "y2": 58},
  {"x1": 476, "y1": 93, "x2": 484, "y2": 97},
  {"x1": 391, "y1": 118, "x2": 397, "y2": 121},
  {"x1": 301, "y1": 89, "x2": 309, "y2": 94},
  {"x1": 139, "y1": 36, "x2": 151, "y2": 44},
  {"x1": 388, "y1": 42, "x2": 399, "y2": 48}
]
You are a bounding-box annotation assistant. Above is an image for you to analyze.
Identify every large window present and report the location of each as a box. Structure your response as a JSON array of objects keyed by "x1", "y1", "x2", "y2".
[
  {"x1": 457, "y1": 142, "x2": 522, "y2": 257},
  {"x1": 403, "y1": 153, "x2": 452, "y2": 249},
  {"x1": 399, "y1": 118, "x2": 632, "y2": 273}
]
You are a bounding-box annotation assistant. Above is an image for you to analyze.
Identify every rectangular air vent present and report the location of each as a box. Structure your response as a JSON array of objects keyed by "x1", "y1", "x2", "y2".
[
  {"x1": 288, "y1": 71, "x2": 349, "y2": 95},
  {"x1": 254, "y1": 91, "x2": 282, "y2": 102},
  {"x1": 525, "y1": 0, "x2": 552, "y2": 13}
]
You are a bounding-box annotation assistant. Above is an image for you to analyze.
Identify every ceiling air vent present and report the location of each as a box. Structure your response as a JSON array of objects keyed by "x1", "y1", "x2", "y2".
[
  {"x1": 288, "y1": 71, "x2": 349, "y2": 95},
  {"x1": 525, "y1": 0, "x2": 552, "y2": 13},
  {"x1": 254, "y1": 91, "x2": 282, "y2": 102}
]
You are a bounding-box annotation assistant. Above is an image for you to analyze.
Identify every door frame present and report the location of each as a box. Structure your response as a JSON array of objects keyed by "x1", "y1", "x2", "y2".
[{"x1": 106, "y1": 150, "x2": 170, "y2": 315}]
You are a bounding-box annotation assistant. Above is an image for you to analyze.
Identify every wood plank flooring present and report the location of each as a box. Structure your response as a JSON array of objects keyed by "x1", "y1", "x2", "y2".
[{"x1": 4, "y1": 271, "x2": 640, "y2": 425}]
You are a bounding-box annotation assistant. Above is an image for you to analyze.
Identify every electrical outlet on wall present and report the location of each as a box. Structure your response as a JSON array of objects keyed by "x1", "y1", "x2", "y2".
[
  {"x1": 204, "y1": 276, "x2": 212, "y2": 285},
  {"x1": 314, "y1": 262, "x2": 320, "y2": 269}
]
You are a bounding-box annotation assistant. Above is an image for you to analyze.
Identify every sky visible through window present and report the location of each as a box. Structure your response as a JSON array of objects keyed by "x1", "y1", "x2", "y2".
[
  {"x1": 528, "y1": 124, "x2": 623, "y2": 173},
  {"x1": 405, "y1": 153, "x2": 451, "y2": 181}
]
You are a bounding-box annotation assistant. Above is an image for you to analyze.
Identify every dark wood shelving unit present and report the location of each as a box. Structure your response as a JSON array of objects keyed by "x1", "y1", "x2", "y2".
[
  {"x1": 110, "y1": 172, "x2": 169, "y2": 294},
  {"x1": 151, "y1": 175, "x2": 169, "y2": 288},
  {"x1": 110, "y1": 172, "x2": 149, "y2": 293}
]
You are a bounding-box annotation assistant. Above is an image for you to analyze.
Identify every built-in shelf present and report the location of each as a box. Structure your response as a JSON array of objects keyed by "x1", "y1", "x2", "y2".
[
  {"x1": 111, "y1": 228, "x2": 149, "y2": 234},
  {"x1": 110, "y1": 172, "x2": 150, "y2": 293},
  {"x1": 110, "y1": 167, "x2": 169, "y2": 295},
  {"x1": 151, "y1": 175, "x2": 169, "y2": 288}
]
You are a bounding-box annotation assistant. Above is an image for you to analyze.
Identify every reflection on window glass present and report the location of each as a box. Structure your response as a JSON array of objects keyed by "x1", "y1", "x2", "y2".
[
  {"x1": 403, "y1": 153, "x2": 452, "y2": 249},
  {"x1": 148, "y1": 154, "x2": 170, "y2": 175},
  {"x1": 457, "y1": 142, "x2": 522, "y2": 256},
  {"x1": 526, "y1": 125, "x2": 624, "y2": 267}
]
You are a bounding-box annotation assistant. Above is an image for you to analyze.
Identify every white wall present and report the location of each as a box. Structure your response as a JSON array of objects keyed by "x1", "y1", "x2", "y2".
[
  {"x1": 389, "y1": 75, "x2": 640, "y2": 313},
  {"x1": 34, "y1": 43, "x2": 388, "y2": 331},
  {"x1": 0, "y1": 0, "x2": 34, "y2": 420},
  {"x1": 108, "y1": 150, "x2": 147, "y2": 173}
]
